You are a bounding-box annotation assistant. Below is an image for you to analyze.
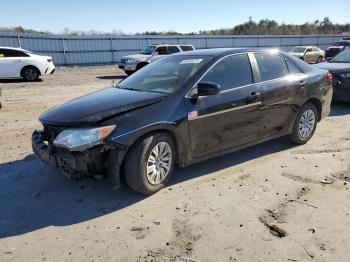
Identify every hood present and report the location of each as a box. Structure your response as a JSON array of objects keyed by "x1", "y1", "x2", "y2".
[
  {"x1": 123, "y1": 53, "x2": 151, "y2": 61},
  {"x1": 327, "y1": 46, "x2": 343, "y2": 50},
  {"x1": 313, "y1": 62, "x2": 350, "y2": 72},
  {"x1": 40, "y1": 87, "x2": 166, "y2": 126}
]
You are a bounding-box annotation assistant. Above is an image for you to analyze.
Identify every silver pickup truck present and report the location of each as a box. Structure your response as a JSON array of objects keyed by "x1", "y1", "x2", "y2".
[{"x1": 118, "y1": 44, "x2": 195, "y2": 75}]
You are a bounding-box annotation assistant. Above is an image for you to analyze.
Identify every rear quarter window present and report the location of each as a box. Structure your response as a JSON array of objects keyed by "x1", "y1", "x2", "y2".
[
  {"x1": 286, "y1": 60, "x2": 302, "y2": 74},
  {"x1": 180, "y1": 46, "x2": 194, "y2": 51}
]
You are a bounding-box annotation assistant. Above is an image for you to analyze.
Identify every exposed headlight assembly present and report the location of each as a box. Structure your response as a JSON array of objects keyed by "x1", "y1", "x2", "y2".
[
  {"x1": 126, "y1": 58, "x2": 137, "y2": 64},
  {"x1": 53, "y1": 125, "x2": 115, "y2": 151}
]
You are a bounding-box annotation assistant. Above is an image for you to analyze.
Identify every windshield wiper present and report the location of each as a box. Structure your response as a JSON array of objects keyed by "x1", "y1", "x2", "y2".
[{"x1": 121, "y1": 87, "x2": 142, "y2": 92}]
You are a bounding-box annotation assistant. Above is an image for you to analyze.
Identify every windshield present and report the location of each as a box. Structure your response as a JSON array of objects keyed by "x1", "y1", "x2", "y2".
[
  {"x1": 117, "y1": 55, "x2": 211, "y2": 94},
  {"x1": 330, "y1": 49, "x2": 350, "y2": 63},
  {"x1": 139, "y1": 46, "x2": 156, "y2": 55},
  {"x1": 334, "y1": 41, "x2": 350, "y2": 47},
  {"x1": 291, "y1": 47, "x2": 306, "y2": 53}
]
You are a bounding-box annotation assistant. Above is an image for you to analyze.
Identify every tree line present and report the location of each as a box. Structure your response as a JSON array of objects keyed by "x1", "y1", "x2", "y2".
[{"x1": 1, "y1": 17, "x2": 349, "y2": 36}]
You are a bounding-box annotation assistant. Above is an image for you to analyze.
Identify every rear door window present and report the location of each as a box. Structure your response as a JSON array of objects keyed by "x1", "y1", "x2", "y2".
[
  {"x1": 1, "y1": 49, "x2": 21, "y2": 57},
  {"x1": 254, "y1": 53, "x2": 289, "y2": 81},
  {"x1": 167, "y1": 46, "x2": 180, "y2": 54}
]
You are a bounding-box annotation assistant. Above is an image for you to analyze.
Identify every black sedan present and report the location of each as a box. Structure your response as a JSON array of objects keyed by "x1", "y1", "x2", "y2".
[
  {"x1": 32, "y1": 48, "x2": 332, "y2": 194},
  {"x1": 314, "y1": 48, "x2": 350, "y2": 102}
]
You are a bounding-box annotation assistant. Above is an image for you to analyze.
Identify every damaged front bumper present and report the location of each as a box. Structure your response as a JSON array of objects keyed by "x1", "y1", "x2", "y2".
[{"x1": 32, "y1": 130, "x2": 126, "y2": 187}]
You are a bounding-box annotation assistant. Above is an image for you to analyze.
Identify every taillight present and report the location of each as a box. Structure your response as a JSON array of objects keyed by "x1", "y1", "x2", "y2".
[
  {"x1": 327, "y1": 72, "x2": 333, "y2": 85},
  {"x1": 47, "y1": 58, "x2": 52, "y2": 63}
]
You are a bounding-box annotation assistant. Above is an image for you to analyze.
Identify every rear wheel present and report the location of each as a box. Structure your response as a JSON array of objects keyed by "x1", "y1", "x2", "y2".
[
  {"x1": 289, "y1": 103, "x2": 318, "y2": 145},
  {"x1": 124, "y1": 133, "x2": 175, "y2": 194},
  {"x1": 22, "y1": 67, "x2": 39, "y2": 81}
]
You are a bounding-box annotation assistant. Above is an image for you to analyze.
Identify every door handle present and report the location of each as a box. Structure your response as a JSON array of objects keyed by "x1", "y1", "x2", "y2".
[
  {"x1": 298, "y1": 80, "x2": 306, "y2": 88},
  {"x1": 247, "y1": 91, "x2": 261, "y2": 102}
]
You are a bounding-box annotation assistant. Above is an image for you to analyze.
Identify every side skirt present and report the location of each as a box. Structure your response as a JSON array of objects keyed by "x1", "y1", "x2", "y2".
[{"x1": 182, "y1": 130, "x2": 291, "y2": 167}]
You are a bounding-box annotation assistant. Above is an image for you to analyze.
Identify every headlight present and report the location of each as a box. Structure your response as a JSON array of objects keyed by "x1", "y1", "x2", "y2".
[
  {"x1": 53, "y1": 125, "x2": 115, "y2": 151},
  {"x1": 126, "y1": 58, "x2": 137, "y2": 64},
  {"x1": 340, "y1": 72, "x2": 350, "y2": 79}
]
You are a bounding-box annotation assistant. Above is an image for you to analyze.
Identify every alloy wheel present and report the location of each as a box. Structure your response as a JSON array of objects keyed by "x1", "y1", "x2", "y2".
[
  {"x1": 24, "y1": 69, "x2": 38, "y2": 81},
  {"x1": 146, "y1": 142, "x2": 172, "y2": 185},
  {"x1": 298, "y1": 109, "x2": 316, "y2": 139}
]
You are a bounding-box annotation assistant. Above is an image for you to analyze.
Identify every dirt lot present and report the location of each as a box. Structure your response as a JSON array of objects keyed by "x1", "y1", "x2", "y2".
[{"x1": 0, "y1": 66, "x2": 349, "y2": 262}]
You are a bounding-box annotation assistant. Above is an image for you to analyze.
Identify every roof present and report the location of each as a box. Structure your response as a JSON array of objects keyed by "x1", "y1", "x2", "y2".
[
  {"x1": 0, "y1": 46, "x2": 25, "y2": 51},
  {"x1": 148, "y1": 44, "x2": 194, "y2": 47},
  {"x1": 173, "y1": 47, "x2": 281, "y2": 57},
  {"x1": 292, "y1": 46, "x2": 318, "y2": 48}
]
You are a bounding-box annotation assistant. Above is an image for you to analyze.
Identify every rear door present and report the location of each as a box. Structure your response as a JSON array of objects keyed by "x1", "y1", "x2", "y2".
[
  {"x1": 0, "y1": 49, "x2": 26, "y2": 77},
  {"x1": 185, "y1": 53, "x2": 262, "y2": 158},
  {"x1": 252, "y1": 52, "x2": 306, "y2": 137},
  {"x1": 304, "y1": 48, "x2": 313, "y2": 63}
]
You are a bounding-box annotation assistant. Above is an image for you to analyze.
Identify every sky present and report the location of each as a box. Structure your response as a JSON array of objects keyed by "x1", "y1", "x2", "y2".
[{"x1": 1, "y1": 0, "x2": 350, "y2": 34}]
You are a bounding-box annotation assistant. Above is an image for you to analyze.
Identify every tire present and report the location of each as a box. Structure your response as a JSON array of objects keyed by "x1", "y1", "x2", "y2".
[
  {"x1": 316, "y1": 56, "x2": 323, "y2": 63},
  {"x1": 125, "y1": 70, "x2": 134, "y2": 76},
  {"x1": 22, "y1": 67, "x2": 39, "y2": 82},
  {"x1": 124, "y1": 132, "x2": 176, "y2": 194},
  {"x1": 136, "y1": 63, "x2": 147, "y2": 71},
  {"x1": 289, "y1": 103, "x2": 318, "y2": 145}
]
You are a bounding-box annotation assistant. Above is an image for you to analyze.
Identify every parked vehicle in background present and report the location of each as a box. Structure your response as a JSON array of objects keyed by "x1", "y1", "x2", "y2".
[
  {"x1": 325, "y1": 38, "x2": 350, "y2": 58},
  {"x1": 0, "y1": 47, "x2": 55, "y2": 81},
  {"x1": 118, "y1": 44, "x2": 195, "y2": 75},
  {"x1": 314, "y1": 48, "x2": 350, "y2": 102},
  {"x1": 32, "y1": 48, "x2": 332, "y2": 194},
  {"x1": 289, "y1": 46, "x2": 325, "y2": 63}
]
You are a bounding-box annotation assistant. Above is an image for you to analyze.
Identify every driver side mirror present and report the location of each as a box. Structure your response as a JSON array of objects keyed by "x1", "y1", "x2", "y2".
[
  {"x1": 153, "y1": 51, "x2": 159, "y2": 55},
  {"x1": 306, "y1": 48, "x2": 312, "y2": 53},
  {"x1": 194, "y1": 82, "x2": 220, "y2": 97}
]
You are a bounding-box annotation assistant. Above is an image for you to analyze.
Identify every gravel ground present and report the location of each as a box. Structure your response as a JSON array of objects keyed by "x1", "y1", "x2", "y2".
[{"x1": 0, "y1": 66, "x2": 349, "y2": 262}]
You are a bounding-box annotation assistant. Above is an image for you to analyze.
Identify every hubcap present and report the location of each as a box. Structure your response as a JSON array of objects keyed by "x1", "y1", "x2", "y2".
[
  {"x1": 25, "y1": 69, "x2": 37, "y2": 80},
  {"x1": 146, "y1": 142, "x2": 172, "y2": 185},
  {"x1": 298, "y1": 109, "x2": 316, "y2": 139}
]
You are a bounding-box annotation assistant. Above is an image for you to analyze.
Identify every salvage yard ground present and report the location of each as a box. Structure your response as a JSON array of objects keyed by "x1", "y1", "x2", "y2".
[{"x1": 0, "y1": 66, "x2": 350, "y2": 262}]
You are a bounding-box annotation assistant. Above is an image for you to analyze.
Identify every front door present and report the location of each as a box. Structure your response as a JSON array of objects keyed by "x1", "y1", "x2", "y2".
[{"x1": 185, "y1": 53, "x2": 262, "y2": 159}]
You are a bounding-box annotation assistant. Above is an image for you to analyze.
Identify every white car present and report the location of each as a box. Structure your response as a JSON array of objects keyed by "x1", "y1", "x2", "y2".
[
  {"x1": 119, "y1": 44, "x2": 195, "y2": 75},
  {"x1": 0, "y1": 46, "x2": 55, "y2": 81},
  {"x1": 289, "y1": 46, "x2": 325, "y2": 64}
]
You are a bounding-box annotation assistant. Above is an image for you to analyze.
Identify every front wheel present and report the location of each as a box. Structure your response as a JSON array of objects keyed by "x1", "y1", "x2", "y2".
[
  {"x1": 125, "y1": 70, "x2": 134, "y2": 76},
  {"x1": 316, "y1": 56, "x2": 323, "y2": 63},
  {"x1": 124, "y1": 133, "x2": 175, "y2": 194},
  {"x1": 289, "y1": 103, "x2": 318, "y2": 145}
]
